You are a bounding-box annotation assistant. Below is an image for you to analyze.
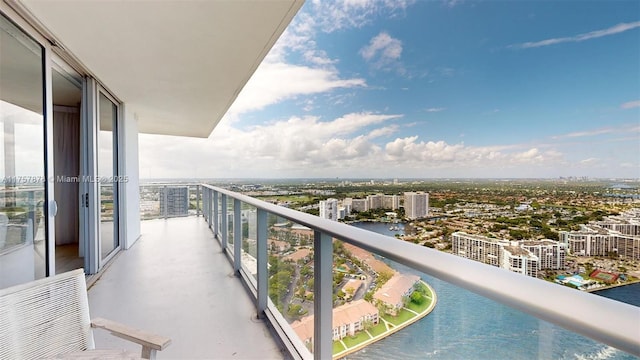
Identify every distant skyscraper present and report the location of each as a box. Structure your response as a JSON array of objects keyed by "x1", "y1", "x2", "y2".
[
  {"x1": 319, "y1": 198, "x2": 339, "y2": 221},
  {"x1": 404, "y1": 192, "x2": 429, "y2": 219},
  {"x1": 159, "y1": 186, "x2": 189, "y2": 217}
]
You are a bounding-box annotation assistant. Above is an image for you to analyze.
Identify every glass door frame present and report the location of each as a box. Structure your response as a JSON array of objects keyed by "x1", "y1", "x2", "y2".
[
  {"x1": 96, "y1": 86, "x2": 120, "y2": 267},
  {"x1": 80, "y1": 78, "x2": 123, "y2": 274}
]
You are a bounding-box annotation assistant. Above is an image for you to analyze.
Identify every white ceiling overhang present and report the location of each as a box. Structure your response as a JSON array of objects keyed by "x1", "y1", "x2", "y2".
[{"x1": 16, "y1": 0, "x2": 303, "y2": 138}]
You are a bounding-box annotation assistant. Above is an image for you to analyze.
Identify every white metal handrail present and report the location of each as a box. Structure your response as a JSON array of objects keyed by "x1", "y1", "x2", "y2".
[{"x1": 201, "y1": 184, "x2": 640, "y2": 359}]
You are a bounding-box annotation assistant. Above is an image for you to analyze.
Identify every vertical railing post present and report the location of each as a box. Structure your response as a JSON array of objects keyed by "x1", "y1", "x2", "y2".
[
  {"x1": 205, "y1": 189, "x2": 209, "y2": 224},
  {"x1": 162, "y1": 185, "x2": 168, "y2": 219},
  {"x1": 28, "y1": 190, "x2": 36, "y2": 240},
  {"x1": 213, "y1": 191, "x2": 219, "y2": 240},
  {"x1": 256, "y1": 208, "x2": 268, "y2": 317},
  {"x1": 234, "y1": 199, "x2": 242, "y2": 273},
  {"x1": 196, "y1": 185, "x2": 201, "y2": 217},
  {"x1": 221, "y1": 194, "x2": 228, "y2": 250},
  {"x1": 208, "y1": 189, "x2": 213, "y2": 228},
  {"x1": 314, "y1": 231, "x2": 332, "y2": 359}
]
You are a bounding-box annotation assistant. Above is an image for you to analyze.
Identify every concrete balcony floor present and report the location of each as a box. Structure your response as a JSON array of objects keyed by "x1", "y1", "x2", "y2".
[{"x1": 87, "y1": 216, "x2": 286, "y2": 359}]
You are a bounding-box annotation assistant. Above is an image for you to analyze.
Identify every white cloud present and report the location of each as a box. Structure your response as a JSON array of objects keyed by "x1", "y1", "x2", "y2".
[
  {"x1": 580, "y1": 158, "x2": 600, "y2": 166},
  {"x1": 512, "y1": 21, "x2": 640, "y2": 49},
  {"x1": 621, "y1": 100, "x2": 640, "y2": 109},
  {"x1": 309, "y1": 0, "x2": 414, "y2": 33},
  {"x1": 226, "y1": 62, "x2": 365, "y2": 116},
  {"x1": 144, "y1": 116, "x2": 630, "y2": 178},
  {"x1": 426, "y1": 107, "x2": 446, "y2": 112},
  {"x1": 443, "y1": 0, "x2": 462, "y2": 8},
  {"x1": 361, "y1": 32, "x2": 402, "y2": 61},
  {"x1": 360, "y1": 32, "x2": 405, "y2": 73},
  {"x1": 552, "y1": 127, "x2": 616, "y2": 140}
]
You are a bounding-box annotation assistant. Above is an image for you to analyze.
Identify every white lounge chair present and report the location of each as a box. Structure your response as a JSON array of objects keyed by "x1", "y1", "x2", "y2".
[{"x1": 0, "y1": 268, "x2": 171, "y2": 359}]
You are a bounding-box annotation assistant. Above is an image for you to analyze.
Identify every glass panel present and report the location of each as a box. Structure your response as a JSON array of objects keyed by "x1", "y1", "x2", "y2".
[
  {"x1": 0, "y1": 14, "x2": 46, "y2": 288},
  {"x1": 241, "y1": 204, "x2": 257, "y2": 280},
  {"x1": 227, "y1": 198, "x2": 234, "y2": 250},
  {"x1": 140, "y1": 183, "x2": 195, "y2": 220},
  {"x1": 341, "y1": 223, "x2": 635, "y2": 360},
  {"x1": 98, "y1": 93, "x2": 118, "y2": 259},
  {"x1": 52, "y1": 64, "x2": 82, "y2": 274},
  {"x1": 139, "y1": 184, "x2": 161, "y2": 220},
  {"x1": 269, "y1": 219, "x2": 315, "y2": 354}
]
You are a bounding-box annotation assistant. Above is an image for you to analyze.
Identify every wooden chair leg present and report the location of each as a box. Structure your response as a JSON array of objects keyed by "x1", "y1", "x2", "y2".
[{"x1": 141, "y1": 346, "x2": 157, "y2": 360}]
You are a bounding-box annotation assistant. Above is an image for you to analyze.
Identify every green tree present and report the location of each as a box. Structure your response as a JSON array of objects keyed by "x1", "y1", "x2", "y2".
[{"x1": 410, "y1": 291, "x2": 425, "y2": 305}]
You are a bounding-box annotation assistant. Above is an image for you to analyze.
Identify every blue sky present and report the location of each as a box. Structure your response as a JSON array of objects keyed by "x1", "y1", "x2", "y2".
[{"x1": 140, "y1": 0, "x2": 640, "y2": 179}]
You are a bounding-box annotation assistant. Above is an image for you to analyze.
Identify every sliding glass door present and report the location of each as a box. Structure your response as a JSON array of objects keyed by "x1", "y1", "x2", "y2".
[
  {"x1": 97, "y1": 92, "x2": 119, "y2": 261},
  {"x1": 0, "y1": 14, "x2": 47, "y2": 288}
]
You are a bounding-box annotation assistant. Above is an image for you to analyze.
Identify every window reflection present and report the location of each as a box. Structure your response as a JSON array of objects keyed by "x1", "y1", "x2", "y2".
[{"x1": 0, "y1": 14, "x2": 46, "y2": 288}]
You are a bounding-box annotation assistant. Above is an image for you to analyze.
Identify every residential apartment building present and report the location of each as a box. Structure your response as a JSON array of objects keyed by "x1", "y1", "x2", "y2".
[
  {"x1": 319, "y1": 198, "x2": 339, "y2": 221},
  {"x1": 596, "y1": 213, "x2": 640, "y2": 236},
  {"x1": 344, "y1": 194, "x2": 399, "y2": 213},
  {"x1": 381, "y1": 194, "x2": 400, "y2": 210},
  {"x1": 366, "y1": 193, "x2": 399, "y2": 210},
  {"x1": 452, "y1": 232, "x2": 567, "y2": 277},
  {"x1": 373, "y1": 273, "x2": 420, "y2": 316},
  {"x1": 404, "y1": 192, "x2": 429, "y2": 219},
  {"x1": 291, "y1": 299, "x2": 379, "y2": 349},
  {"x1": 559, "y1": 209, "x2": 640, "y2": 260},
  {"x1": 501, "y1": 246, "x2": 539, "y2": 277},
  {"x1": 520, "y1": 240, "x2": 566, "y2": 270},
  {"x1": 349, "y1": 198, "x2": 369, "y2": 212},
  {"x1": 159, "y1": 186, "x2": 189, "y2": 217},
  {"x1": 560, "y1": 224, "x2": 640, "y2": 260},
  {"x1": 452, "y1": 232, "x2": 506, "y2": 267}
]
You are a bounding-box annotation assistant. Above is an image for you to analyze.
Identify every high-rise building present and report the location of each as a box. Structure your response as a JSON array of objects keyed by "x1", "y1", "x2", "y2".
[
  {"x1": 159, "y1": 186, "x2": 189, "y2": 217},
  {"x1": 319, "y1": 198, "x2": 339, "y2": 221},
  {"x1": 451, "y1": 232, "x2": 569, "y2": 277},
  {"x1": 351, "y1": 199, "x2": 369, "y2": 212},
  {"x1": 559, "y1": 209, "x2": 640, "y2": 260},
  {"x1": 501, "y1": 246, "x2": 539, "y2": 277},
  {"x1": 520, "y1": 240, "x2": 566, "y2": 270},
  {"x1": 367, "y1": 194, "x2": 384, "y2": 210},
  {"x1": 404, "y1": 192, "x2": 429, "y2": 219}
]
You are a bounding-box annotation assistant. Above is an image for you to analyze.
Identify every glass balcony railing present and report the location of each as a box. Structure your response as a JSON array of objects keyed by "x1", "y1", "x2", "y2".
[
  {"x1": 201, "y1": 185, "x2": 639, "y2": 360},
  {"x1": 139, "y1": 183, "x2": 202, "y2": 220}
]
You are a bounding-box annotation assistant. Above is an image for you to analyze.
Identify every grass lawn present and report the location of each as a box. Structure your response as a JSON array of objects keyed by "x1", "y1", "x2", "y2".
[
  {"x1": 333, "y1": 341, "x2": 345, "y2": 354},
  {"x1": 422, "y1": 284, "x2": 432, "y2": 298},
  {"x1": 382, "y1": 308, "x2": 416, "y2": 326},
  {"x1": 406, "y1": 298, "x2": 430, "y2": 313},
  {"x1": 368, "y1": 322, "x2": 387, "y2": 337},
  {"x1": 342, "y1": 331, "x2": 372, "y2": 348}
]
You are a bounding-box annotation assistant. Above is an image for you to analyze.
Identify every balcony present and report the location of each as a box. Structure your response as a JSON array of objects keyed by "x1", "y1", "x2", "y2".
[
  {"x1": 86, "y1": 185, "x2": 639, "y2": 359},
  {"x1": 86, "y1": 216, "x2": 286, "y2": 359}
]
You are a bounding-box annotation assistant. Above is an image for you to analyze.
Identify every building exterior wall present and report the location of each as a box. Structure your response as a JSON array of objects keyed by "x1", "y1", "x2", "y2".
[
  {"x1": 319, "y1": 198, "x2": 339, "y2": 221},
  {"x1": 452, "y1": 232, "x2": 505, "y2": 267},
  {"x1": 453, "y1": 232, "x2": 552, "y2": 277},
  {"x1": 404, "y1": 192, "x2": 429, "y2": 219},
  {"x1": 159, "y1": 187, "x2": 189, "y2": 217},
  {"x1": 560, "y1": 229, "x2": 639, "y2": 260},
  {"x1": 122, "y1": 106, "x2": 140, "y2": 249},
  {"x1": 520, "y1": 241, "x2": 566, "y2": 270},
  {"x1": 351, "y1": 199, "x2": 368, "y2": 212}
]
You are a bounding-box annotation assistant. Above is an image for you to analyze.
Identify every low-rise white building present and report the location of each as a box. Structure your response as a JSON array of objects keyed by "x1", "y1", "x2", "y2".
[
  {"x1": 373, "y1": 273, "x2": 420, "y2": 315},
  {"x1": 291, "y1": 299, "x2": 379, "y2": 349}
]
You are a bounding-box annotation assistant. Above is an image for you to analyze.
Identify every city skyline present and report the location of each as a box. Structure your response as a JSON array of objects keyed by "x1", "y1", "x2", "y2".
[{"x1": 139, "y1": 0, "x2": 640, "y2": 180}]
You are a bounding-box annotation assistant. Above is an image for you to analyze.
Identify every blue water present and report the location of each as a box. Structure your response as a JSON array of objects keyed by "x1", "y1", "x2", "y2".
[{"x1": 345, "y1": 222, "x2": 639, "y2": 360}]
